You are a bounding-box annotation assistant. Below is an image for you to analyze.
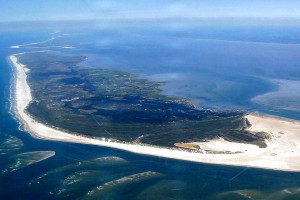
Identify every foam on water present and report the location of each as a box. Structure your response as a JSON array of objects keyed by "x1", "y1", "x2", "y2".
[
  {"x1": 1, "y1": 151, "x2": 55, "y2": 175},
  {"x1": 0, "y1": 135, "x2": 23, "y2": 154},
  {"x1": 84, "y1": 171, "x2": 162, "y2": 199},
  {"x1": 1, "y1": 26, "x2": 300, "y2": 200},
  {"x1": 32, "y1": 156, "x2": 127, "y2": 180}
]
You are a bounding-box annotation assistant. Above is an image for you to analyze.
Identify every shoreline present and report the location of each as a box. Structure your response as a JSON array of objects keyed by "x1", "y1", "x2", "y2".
[{"x1": 9, "y1": 53, "x2": 300, "y2": 172}]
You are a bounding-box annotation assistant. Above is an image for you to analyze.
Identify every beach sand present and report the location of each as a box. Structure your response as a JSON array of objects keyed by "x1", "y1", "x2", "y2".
[{"x1": 10, "y1": 54, "x2": 300, "y2": 172}]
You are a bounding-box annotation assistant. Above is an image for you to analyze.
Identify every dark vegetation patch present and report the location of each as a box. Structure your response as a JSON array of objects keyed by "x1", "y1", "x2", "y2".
[
  {"x1": 59, "y1": 77, "x2": 84, "y2": 85},
  {"x1": 18, "y1": 52, "x2": 267, "y2": 148}
]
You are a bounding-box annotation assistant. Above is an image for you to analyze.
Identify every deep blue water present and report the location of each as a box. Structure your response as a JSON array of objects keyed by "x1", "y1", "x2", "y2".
[{"x1": 0, "y1": 25, "x2": 300, "y2": 199}]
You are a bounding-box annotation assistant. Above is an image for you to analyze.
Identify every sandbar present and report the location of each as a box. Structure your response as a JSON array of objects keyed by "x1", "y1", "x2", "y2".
[{"x1": 10, "y1": 53, "x2": 300, "y2": 172}]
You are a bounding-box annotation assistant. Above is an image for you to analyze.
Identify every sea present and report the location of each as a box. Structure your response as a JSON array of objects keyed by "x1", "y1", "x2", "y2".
[{"x1": 0, "y1": 21, "x2": 299, "y2": 199}]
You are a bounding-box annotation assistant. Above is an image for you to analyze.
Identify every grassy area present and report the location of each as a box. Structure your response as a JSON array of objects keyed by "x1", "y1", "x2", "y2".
[{"x1": 18, "y1": 52, "x2": 267, "y2": 148}]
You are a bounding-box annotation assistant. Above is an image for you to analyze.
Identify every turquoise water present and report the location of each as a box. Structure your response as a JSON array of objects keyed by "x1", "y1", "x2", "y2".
[{"x1": 0, "y1": 25, "x2": 300, "y2": 199}]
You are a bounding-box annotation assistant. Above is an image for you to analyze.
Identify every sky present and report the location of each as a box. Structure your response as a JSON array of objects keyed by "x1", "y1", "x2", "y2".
[{"x1": 0, "y1": 0, "x2": 300, "y2": 22}]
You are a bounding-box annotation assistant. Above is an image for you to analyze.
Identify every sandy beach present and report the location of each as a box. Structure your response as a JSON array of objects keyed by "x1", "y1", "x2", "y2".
[{"x1": 10, "y1": 53, "x2": 300, "y2": 172}]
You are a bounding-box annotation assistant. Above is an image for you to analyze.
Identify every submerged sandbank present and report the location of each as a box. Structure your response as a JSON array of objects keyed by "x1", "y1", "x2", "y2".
[{"x1": 10, "y1": 53, "x2": 300, "y2": 172}]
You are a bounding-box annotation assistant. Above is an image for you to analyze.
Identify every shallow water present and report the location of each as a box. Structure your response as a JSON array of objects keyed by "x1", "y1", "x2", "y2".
[
  {"x1": 64, "y1": 25, "x2": 300, "y2": 119},
  {"x1": 0, "y1": 25, "x2": 300, "y2": 199}
]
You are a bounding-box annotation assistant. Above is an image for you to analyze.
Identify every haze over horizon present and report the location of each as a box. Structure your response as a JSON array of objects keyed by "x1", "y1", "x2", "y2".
[{"x1": 1, "y1": 0, "x2": 300, "y2": 23}]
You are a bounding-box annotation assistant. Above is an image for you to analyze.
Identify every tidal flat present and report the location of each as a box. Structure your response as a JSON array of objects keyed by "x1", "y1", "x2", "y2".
[
  {"x1": 1, "y1": 26, "x2": 300, "y2": 199},
  {"x1": 18, "y1": 52, "x2": 264, "y2": 148}
]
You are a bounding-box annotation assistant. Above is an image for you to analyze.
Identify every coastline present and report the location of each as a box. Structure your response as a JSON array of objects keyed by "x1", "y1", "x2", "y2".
[{"x1": 9, "y1": 53, "x2": 300, "y2": 172}]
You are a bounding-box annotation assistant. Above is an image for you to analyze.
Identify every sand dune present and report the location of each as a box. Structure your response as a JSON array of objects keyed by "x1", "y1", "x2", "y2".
[{"x1": 10, "y1": 53, "x2": 300, "y2": 172}]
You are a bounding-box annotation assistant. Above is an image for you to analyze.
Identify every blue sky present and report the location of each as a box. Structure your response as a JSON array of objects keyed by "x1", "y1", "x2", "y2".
[{"x1": 1, "y1": 0, "x2": 300, "y2": 22}]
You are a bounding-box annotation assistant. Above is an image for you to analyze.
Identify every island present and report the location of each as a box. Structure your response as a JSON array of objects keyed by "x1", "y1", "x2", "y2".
[{"x1": 10, "y1": 51, "x2": 300, "y2": 171}]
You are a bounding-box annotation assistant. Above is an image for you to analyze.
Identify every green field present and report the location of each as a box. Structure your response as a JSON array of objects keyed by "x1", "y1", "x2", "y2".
[{"x1": 18, "y1": 52, "x2": 268, "y2": 148}]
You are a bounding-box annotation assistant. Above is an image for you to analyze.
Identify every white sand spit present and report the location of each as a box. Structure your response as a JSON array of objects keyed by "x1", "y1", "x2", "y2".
[
  {"x1": 192, "y1": 138, "x2": 261, "y2": 153},
  {"x1": 10, "y1": 53, "x2": 300, "y2": 172}
]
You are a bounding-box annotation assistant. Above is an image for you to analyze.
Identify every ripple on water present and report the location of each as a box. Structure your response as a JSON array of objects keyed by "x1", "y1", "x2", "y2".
[
  {"x1": 213, "y1": 189, "x2": 266, "y2": 200},
  {"x1": 30, "y1": 156, "x2": 128, "y2": 183},
  {"x1": 82, "y1": 171, "x2": 163, "y2": 200},
  {"x1": 0, "y1": 151, "x2": 55, "y2": 175},
  {"x1": 136, "y1": 180, "x2": 188, "y2": 200},
  {"x1": 212, "y1": 187, "x2": 300, "y2": 200},
  {"x1": 268, "y1": 187, "x2": 300, "y2": 200},
  {"x1": 0, "y1": 135, "x2": 23, "y2": 155},
  {"x1": 29, "y1": 156, "x2": 139, "y2": 199}
]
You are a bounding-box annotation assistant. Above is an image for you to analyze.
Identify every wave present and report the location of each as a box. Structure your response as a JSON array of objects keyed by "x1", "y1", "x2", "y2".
[
  {"x1": 83, "y1": 171, "x2": 162, "y2": 199},
  {"x1": 0, "y1": 151, "x2": 55, "y2": 175},
  {"x1": 0, "y1": 135, "x2": 23, "y2": 155}
]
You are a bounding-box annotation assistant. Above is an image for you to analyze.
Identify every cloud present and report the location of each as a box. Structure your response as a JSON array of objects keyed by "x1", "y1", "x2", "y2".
[{"x1": 1, "y1": 0, "x2": 300, "y2": 22}]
